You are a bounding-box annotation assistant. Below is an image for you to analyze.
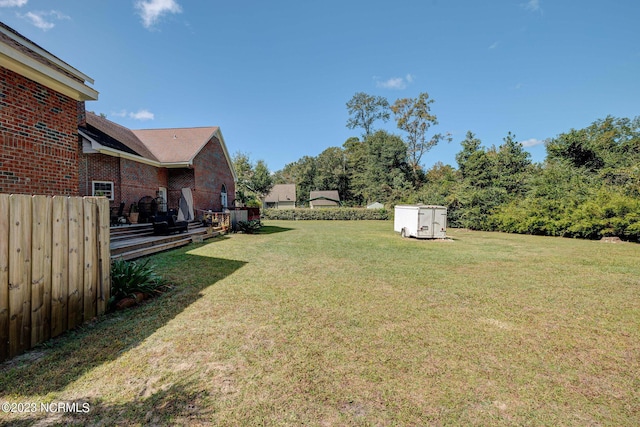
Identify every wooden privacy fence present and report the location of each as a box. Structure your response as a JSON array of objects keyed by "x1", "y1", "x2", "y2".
[{"x1": 0, "y1": 194, "x2": 111, "y2": 362}]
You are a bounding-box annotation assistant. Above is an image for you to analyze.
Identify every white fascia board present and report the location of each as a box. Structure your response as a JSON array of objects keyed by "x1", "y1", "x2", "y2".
[
  {"x1": 0, "y1": 44, "x2": 98, "y2": 101},
  {"x1": 79, "y1": 129, "x2": 191, "y2": 168},
  {"x1": 213, "y1": 128, "x2": 238, "y2": 182}
]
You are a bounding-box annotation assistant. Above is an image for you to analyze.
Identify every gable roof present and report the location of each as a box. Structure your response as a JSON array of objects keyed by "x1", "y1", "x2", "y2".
[
  {"x1": 84, "y1": 111, "x2": 158, "y2": 161},
  {"x1": 132, "y1": 127, "x2": 219, "y2": 164},
  {"x1": 309, "y1": 190, "x2": 340, "y2": 205},
  {"x1": 79, "y1": 111, "x2": 237, "y2": 181},
  {"x1": 265, "y1": 184, "x2": 296, "y2": 203},
  {"x1": 0, "y1": 22, "x2": 97, "y2": 101}
]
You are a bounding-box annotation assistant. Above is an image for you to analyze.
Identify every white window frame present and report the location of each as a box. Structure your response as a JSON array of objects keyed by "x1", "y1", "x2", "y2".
[{"x1": 92, "y1": 181, "x2": 114, "y2": 200}]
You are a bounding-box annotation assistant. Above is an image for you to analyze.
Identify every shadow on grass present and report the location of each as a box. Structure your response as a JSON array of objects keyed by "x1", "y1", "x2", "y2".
[
  {"x1": 0, "y1": 247, "x2": 246, "y2": 398},
  {"x1": 257, "y1": 225, "x2": 295, "y2": 235},
  {"x1": 0, "y1": 378, "x2": 215, "y2": 426}
]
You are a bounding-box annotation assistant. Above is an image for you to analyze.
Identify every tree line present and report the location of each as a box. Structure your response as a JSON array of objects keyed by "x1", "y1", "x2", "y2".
[{"x1": 234, "y1": 92, "x2": 640, "y2": 241}]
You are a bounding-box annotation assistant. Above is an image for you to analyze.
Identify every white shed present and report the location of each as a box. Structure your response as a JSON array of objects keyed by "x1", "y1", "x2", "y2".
[{"x1": 394, "y1": 205, "x2": 447, "y2": 239}]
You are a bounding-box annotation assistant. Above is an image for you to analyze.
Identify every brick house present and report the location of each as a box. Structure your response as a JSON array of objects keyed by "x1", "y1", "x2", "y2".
[
  {"x1": 79, "y1": 111, "x2": 236, "y2": 219},
  {"x1": 0, "y1": 22, "x2": 98, "y2": 195}
]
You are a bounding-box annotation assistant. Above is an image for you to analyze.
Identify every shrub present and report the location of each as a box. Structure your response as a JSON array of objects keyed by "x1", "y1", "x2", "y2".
[
  {"x1": 236, "y1": 219, "x2": 262, "y2": 233},
  {"x1": 262, "y1": 208, "x2": 391, "y2": 221},
  {"x1": 109, "y1": 258, "x2": 166, "y2": 310}
]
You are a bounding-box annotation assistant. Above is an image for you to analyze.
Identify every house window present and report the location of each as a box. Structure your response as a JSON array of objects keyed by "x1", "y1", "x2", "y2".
[{"x1": 92, "y1": 181, "x2": 114, "y2": 200}]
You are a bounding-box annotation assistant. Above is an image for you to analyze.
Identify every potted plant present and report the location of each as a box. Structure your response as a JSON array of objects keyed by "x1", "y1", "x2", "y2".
[{"x1": 128, "y1": 203, "x2": 139, "y2": 224}]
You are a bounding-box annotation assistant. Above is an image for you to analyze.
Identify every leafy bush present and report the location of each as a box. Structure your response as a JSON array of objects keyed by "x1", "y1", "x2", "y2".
[
  {"x1": 236, "y1": 219, "x2": 262, "y2": 233},
  {"x1": 490, "y1": 188, "x2": 640, "y2": 241},
  {"x1": 109, "y1": 258, "x2": 166, "y2": 310},
  {"x1": 262, "y1": 208, "x2": 390, "y2": 221}
]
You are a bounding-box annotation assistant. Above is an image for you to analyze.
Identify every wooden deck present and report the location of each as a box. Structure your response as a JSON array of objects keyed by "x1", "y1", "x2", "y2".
[{"x1": 110, "y1": 221, "x2": 224, "y2": 261}]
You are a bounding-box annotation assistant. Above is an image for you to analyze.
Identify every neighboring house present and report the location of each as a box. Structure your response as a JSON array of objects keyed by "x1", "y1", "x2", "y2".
[
  {"x1": 367, "y1": 202, "x2": 385, "y2": 210},
  {"x1": 0, "y1": 22, "x2": 98, "y2": 196},
  {"x1": 264, "y1": 184, "x2": 296, "y2": 209},
  {"x1": 308, "y1": 190, "x2": 341, "y2": 209},
  {"x1": 79, "y1": 111, "x2": 236, "y2": 217}
]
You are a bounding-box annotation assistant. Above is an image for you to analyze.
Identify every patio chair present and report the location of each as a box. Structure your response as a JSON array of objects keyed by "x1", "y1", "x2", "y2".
[
  {"x1": 152, "y1": 208, "x2": 188, "y2": 235},
  {"x1": 137, "y1": 196, "x2": 157, "y2": 223},
  {"x1": 110, "y1": 201, "x2": 125, "y2": 226}
]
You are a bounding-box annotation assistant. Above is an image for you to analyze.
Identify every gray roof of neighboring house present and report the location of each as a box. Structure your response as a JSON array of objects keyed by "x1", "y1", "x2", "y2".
[
  {"x1": 309, "y1": 190, "x2": 340, "y2": 205},
  {"x1": 265, "y1": 184, "x2": 296, "y2": 203}
]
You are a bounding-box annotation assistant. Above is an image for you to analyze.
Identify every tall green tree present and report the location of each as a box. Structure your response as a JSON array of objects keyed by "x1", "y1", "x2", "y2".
[
  {"x1": 494, "y1": 132, "x2": 533, "y2": 197},
  {"x1": 343, "y1": 137, "x2": 367, "y2": 206},
  {"x1": 391, "y1": 92, "x2": 450, "y2": 184},
  {"x1": 360, "y1": 130, "x2": 412, "y2": 204},
  {"x1": 251, "y1": 160, "x2": 274, "y2": 206},
  {"x1": 453, "y1": 132, "x2": 504, "y2": 229},
  {"x1": 232, "y1": 152, "x2": 254, "y2": 206},
  {"x1": 232, "y1": 152, "x2": 273, "y2": 207},
  {"x1": 346, "y1": 92, "x2": 390, "y2": 138},
  {"x1": 314, "y1": 147, "x2": 349, "y2": 201}
]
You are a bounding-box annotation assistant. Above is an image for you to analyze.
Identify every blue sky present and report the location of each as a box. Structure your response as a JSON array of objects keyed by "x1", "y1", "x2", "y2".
[{"x1": 1, "y1": 0, "x2": 638, "y2": 172}]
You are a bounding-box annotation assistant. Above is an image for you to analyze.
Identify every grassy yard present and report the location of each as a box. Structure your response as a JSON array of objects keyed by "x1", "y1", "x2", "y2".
[{"x1": 1, "y1": 220, "x2": 639, "y2": 426}]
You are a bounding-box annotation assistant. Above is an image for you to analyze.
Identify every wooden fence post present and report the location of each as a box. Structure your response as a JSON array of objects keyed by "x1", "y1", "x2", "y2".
[
  {"x1": 97, "y1": 197, "x2": 110, "y2": 315},
  {"x1": 67, "y1": 197, "x2": 83, "y2": 330},
  {"x1": 0, "y1": 194, "x2": 9, "y2": 361},
  {"x1": 31, "y1": 195, "x2": 52, "y2": 346},
  {"x1": 51, "y1": 196, "x2": 69, "y2": 337},
  {"x1": 8, "y1": 195, "x2": 32, "y2": 358},
  {"x1": 83, "y1": 198, "x2": 97, "y2": 320}
]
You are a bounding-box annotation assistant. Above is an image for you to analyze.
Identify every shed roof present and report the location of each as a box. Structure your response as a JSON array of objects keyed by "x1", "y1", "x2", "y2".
[
  {"x1": 309, "y1": 190, "x2": 340, "y2": 205},
  {"x1": 265, "y1": 184, "x2": 296, "y2": 203}
]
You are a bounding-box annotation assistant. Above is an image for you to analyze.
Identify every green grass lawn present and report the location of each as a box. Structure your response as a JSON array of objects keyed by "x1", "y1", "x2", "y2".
[{"x1": 1, "y1": 221, "x2": 639, "y2": 426}]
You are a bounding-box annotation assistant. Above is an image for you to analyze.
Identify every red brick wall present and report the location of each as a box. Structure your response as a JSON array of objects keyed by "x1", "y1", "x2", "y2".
[
  {"x1": 192, "y1": 135, "x2": 236, "y2": 212},
  {"x1": 77, "y1": 133, "x2": 235, "y2": 217},
  {"x1": 120, "y1": 158, "x2": 168, "y2": 210},
  {"x1": 0, "y1": 66, "x2": 81, "y2": 195},
  {"x1": 168, "y1": 168, "x2": 194, "y2": 211},
  {"x1": 79, "y1": 152, "x2": 121, "y2": 201}
]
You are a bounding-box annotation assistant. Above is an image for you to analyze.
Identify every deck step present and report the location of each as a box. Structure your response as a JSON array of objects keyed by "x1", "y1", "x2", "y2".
[
  {"x1": 109, "y1": 222, "x2": 224, "y2": 261},
  {"x1": 111, "y1": 237, "x2": 193, "y2": 261}
]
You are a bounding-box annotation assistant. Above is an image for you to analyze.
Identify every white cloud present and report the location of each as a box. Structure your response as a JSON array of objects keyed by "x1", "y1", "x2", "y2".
[
  {"x1": 135, "y1": 0, "x2": 182, "y2": 29},
  {"x1": 0, "y1": 0, "x2": 28, "y2": 7},
  {"x1": 375, "y1": 74, "x2": 414, "y2": 90},
  {"x1": 129, "y1": 109, "x2": 155, "y2": 121},
  {"x1": 523, "y1": 0, "x2": 542, "y2": 12},
  {"x1": 520, "y1": 138, "x2": 544, "y2": 147},
  {"x1": 110, "y1": 110, "x2": 128, "y2": 118},
  {"x1": 19, "y1": 10, "x2": 69, "y2": 31},
  {"x1": 489, "y1": 41, "x2": 499, "y2": 50}
]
